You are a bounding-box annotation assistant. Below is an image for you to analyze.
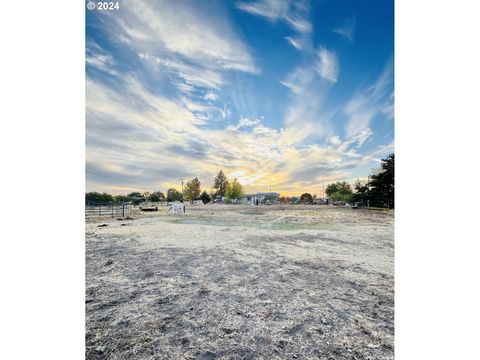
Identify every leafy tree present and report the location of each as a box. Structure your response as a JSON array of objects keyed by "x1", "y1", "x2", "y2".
[
  {"x1": 353, "y1": 180, "x2": 369, "y2": 204},
  {"x1": 225, "y1": 178, "x2": 244, "y2": 201},
  {"x1": 149, "y1": 191, "x2": 165, "y2": 202},
  {"x1": 213, "y1": 170, "x2": 228, "y2": 197},
  {"x1": 200, "y1": 190, "x2": 211, "y2": 204},
  {"x1": 85, "y1": 192, "x2": 114, "y2": 204},
  {"x1": 167, "y1": 188, "x2": 182, "y2": 202},
  {"x1": 369, "y1": 154, "x2": 394, "y2": 208},
  {"x1": 326, "y1": 182, "x2": 350, "y2": 196},
  {"x1": 184, "y1": 177, "x2": 202, "y2": 204},
  {"x1": 126, "y1": 192, "x2": 144, "y2": 205},
  {"x1": 114, "y1": 194, "x2": 131, "y2": 203},
  {"x1": 300, "y1": 193, "x2": 313, "y2": 204},
  {"x1": 326, "y1": 181, "x2": 353, "y2": 203}
]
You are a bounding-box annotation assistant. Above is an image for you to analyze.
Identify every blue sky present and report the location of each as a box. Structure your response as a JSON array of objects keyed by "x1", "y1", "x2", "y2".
[{"x1": 86, "y1": 0, "x2": 394, "y2": 195}]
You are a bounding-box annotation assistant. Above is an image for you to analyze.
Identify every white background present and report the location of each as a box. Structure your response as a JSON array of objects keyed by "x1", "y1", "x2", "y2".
[{"x1": 0, "y1": 0, "x2": 479, "y2": 358}]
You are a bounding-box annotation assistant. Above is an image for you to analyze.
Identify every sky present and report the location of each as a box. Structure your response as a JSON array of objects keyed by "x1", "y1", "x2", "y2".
[{"x1": 86, "y1": 0, "x2": 394, "y2": 196}]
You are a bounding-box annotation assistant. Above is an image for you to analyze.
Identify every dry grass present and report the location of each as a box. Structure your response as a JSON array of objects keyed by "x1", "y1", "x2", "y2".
[{"x1": 86, "y1": 205, "x2": 394, "y2": 359}]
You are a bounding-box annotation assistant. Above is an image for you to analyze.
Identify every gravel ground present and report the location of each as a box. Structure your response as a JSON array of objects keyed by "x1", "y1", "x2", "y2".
[{"x1": 86, "y1": 205, "x2": 394, "y2": 359}]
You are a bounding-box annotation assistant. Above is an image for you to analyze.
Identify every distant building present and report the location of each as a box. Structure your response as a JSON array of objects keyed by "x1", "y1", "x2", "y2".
[
  {"x1": 256, "y1": 192, "x2": 280, "y2": 204},
  {"x1": 241, "y1": 194, "x2": 257, "y2": 204},
  {"x1": 240, "y1": 192, "x2": 281, "y2": 205}
]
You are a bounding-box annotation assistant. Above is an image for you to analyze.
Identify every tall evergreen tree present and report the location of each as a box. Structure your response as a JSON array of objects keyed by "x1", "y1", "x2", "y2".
[
  {"x1": 369, "y1": 154, "x2": 394, "y2": 208},
  {"x1": 213, "y1": 170, "x2": 228, "y2": 197},
  {"x1": 200, "y1": 190, "x2": 211, "y2": 204}
]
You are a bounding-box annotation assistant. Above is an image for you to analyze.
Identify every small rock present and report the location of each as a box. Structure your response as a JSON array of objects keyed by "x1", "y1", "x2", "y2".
[
  {"x1": 221, "y1": 327, "x2": 234, "y2": 334},
  {"x1": 277, "y1": 340, "x2": 288, "y2": 349},
  {"x1": 103, "y1": 259, "x2": 114, "y2": 266},
  {"x1": 198, "y1": 288, "x2": 210, "y2": 296},
  {"x1": 97, "y1": 224, "x2": 108, "y2": 227}
]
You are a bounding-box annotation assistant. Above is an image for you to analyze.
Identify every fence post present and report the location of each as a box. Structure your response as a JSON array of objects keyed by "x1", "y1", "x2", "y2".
[
  {"x1": 122, "y1": 204, "x2": 125, "y2": 218},
  {"x1": 99, "y1": 205, "x2": 101, "y2": 216}
]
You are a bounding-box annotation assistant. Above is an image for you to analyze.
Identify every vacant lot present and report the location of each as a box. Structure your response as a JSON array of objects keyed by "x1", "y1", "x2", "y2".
[{"x1": 86, "y1": 205, "x2": 394, "y2": 359}]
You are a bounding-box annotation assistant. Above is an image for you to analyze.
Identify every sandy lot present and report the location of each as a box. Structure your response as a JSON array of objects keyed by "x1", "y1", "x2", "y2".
[{"x1": 86, "y1": 205, "x2": 394, "y2": 359}]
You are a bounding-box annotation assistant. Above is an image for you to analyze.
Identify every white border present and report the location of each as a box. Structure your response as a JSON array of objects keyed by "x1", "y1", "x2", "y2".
[
  {"x1": 1, "y1": 0, "x2": 480, "y2": 358},
  {"x1": 396, "y1": 0, "x2": 480, "y2": 358},
  {"x1": 0, "y1": 1, "x2": 85, "y2": 359}
]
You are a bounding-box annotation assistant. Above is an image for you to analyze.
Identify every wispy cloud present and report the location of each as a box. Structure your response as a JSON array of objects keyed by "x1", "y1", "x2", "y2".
[
  {"x1": 86, "y1": 1, "x2": 393, "y2": 196},
  {"x1": 106, "y1": 0, "x2": 258, "y2": 98},
  {"x1": 332, "y1": 17, "x2": 356, "y2": 42},
  {"x1": 86, "y1": 40, "x2": 118, "y2": 76},
  {"x1": 236, "y1": 0, "x2": 291, "y2": 22},
  {"x1": 344, "y1": 61, "x2": 394, "y2": 138},
  {"x1": 280, "y1": 46, "x2": 340, "y2": 142},
  {"x1": 227, "y1": 116, "x2": 261, "y2": 131},
  {"x1": 237, "y1": 0, "x2": 312, "y2": 51},
  {"x1": 86, "y1": 73, "x2": 389, "y2": 195},
  {"x1": 204, "y1": 91, "x2": 218, "y2": 101},
  {"x1": 118, "y1": 1, "x2": 256, "y2": 72},
  {"x1": 316, "y1": 47, "x2": 340, "y2": 83}
]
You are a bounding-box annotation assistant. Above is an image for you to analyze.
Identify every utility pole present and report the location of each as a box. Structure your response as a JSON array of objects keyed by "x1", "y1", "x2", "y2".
[
  {"x1": 179, "y1": 178, "x2": 184, "y2": 202},
  {"x1": 322, "y1": 180, "x2": 325, "y2": 202}
]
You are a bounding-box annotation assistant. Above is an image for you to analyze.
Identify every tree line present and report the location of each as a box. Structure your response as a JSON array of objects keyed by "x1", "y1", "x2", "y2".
[
  {"x1": 289, "y1": 154, "x2": 394, "y2": 208},
  {"x1": 86, "y1": 154, "x2": 394, "y2": 208},
  {"x1": 85, "y1": 170, "x2": 245, "y2": 205}
]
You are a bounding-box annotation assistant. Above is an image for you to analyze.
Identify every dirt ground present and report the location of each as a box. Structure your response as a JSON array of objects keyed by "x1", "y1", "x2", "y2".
[{"x1": 86, "y1": 205, "x2": 394, "y2": 359}]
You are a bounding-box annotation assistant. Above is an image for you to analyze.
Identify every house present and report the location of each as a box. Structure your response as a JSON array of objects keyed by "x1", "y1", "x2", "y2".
[
  {"x1": 240, "y1": 192, "x2": 281, "y2": 205},
  {"x1": 240, "y1": 194, "x2": 257, "y2": 205},
  {"x1": 256, "y1": 192, "x2": 280, "y2": 204}
]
